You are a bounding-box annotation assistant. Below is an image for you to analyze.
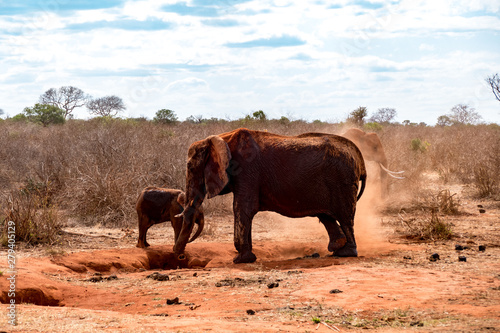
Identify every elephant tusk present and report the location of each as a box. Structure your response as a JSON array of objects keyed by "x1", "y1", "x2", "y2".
[
  {"x1": 387, "y1": 173, "x2": 405, "y2": 180},
  {"x1": 379, "y1": 163, "x2": 405, "y2": 175},
  {"x1": 188, "y1": 216, "x2": 204, "y2": 243},
  {"x1": 174, "y1": 212, "x2": 184, "y2": 218}
]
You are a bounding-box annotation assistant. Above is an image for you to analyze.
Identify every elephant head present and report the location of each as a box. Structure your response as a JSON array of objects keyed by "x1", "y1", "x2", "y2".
[
  {"x1": 173, "y1": 135, "x2": 231, "y2": 257},
  {"x1": 342, "y1": 128, "x2": 403, "y2": 197}
]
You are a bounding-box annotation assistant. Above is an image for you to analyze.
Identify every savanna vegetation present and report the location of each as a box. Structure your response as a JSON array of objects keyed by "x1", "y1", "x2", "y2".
[{"x1": 0, "y1": 113, "x2": 498, "y2": 245}]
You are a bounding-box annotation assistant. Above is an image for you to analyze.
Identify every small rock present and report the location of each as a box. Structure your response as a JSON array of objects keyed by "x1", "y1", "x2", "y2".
[
  {"x1": 458, "y1": 256, "x2": 467, "y2": 262},
  {"x1": 246, "y1": 309, "x2": 256, "y2": 315},
  {"x1": 166, "y1": 297, "x2": 180, "y2": 305},
  {"x1": 106, "y1": 274, "x2": 118, "y2": 281},
  {"x1": 455, "y1": 244, "x2": 464, "y2": 251},
  {"x1": 477, "y1": 204, "x2": 483, "y2": 208},
  {"x1": 410, "y1": 321, "x2": 424, "y2": 327},
  {"x1": 479, "y1": 245, "x2": 486, "y2": 252},
  {"x1": 147, "y1": 272, "x2": 169, "y2": 281},
  {"x1": 429, "y1": 253, "x2": 440, "y2": 261},
  {"x1": 287, "y1": 270, "x2": 303, "y2": 275},
  {"x1": 88, "y1": 276, "x2": 103, "y2": 283},
  {"x1": 479, "y1": 209, "x2": 486, "y2": 214},
  {"x1": 311, "y1": 253, "x2": 320, "y2": 258},
  {"x1": 215, "y1": 279, "x2": 235, "y2": 287},
  {"x1": 329, "y1": 289, "x2": 343, "y2": 294},
  {"x1": 267, "y1": 282, "x2": 279, "y2": 289},
  {"x1": 403, "y1": 256, "x2": 412, "y2": 260}
]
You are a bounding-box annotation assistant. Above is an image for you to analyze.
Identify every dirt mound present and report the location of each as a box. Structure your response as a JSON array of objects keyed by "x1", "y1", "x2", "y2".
[
  {"x1": 1, "y1": 234, "x2": 499, "y2": 332},
  {"x1": 49, "y1": 241, "x2": 356, "y2": 274},
  {"x1": 1, "y1": 241, "x2": 351, "y2": 307}
]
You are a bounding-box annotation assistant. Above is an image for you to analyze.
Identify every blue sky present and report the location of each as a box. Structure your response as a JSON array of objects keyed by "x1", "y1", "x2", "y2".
[{"x1": 1, "y1": 0, "x2": 499, "y2": 124}]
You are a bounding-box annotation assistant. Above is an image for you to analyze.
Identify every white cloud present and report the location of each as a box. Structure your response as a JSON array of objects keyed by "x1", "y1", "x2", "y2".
[{"x1": 0, "y1": 0, "x2": 499, "y2": 123}]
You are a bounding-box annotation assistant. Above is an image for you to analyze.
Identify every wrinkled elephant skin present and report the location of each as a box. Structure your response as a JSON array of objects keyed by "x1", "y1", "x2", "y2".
[
  {"x1": 136, "y1": 187, "x2": 204, "y2": 248},
  {"x1": 174, "y1": 128, "x2": 367, "y2": 264}
]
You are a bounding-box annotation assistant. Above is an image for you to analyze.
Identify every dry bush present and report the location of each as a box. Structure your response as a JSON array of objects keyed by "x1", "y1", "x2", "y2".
[
  {"x1": 379, "y1": 125, "x2": 434, "y2": 197},
  {"x1": 435, "y1": 190, "x2": 460, "y2": 215},
  {"x1": 1, "y1": 181, "x2": 61, "y2": 245},
  {"x1": 0, "y1": 119, "x2": 497, "y2": 232},
  {"x1": 381, "y1": 124, "x2": 500, "y2": 200},
  {"x1": 397, "y1": 208, "x2": 453, "y2": 241}
]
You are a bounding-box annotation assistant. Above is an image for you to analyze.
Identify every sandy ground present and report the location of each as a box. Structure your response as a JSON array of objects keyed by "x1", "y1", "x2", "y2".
[{"x1": 1, "y1": 186, "x2": 499, "y2": 332}]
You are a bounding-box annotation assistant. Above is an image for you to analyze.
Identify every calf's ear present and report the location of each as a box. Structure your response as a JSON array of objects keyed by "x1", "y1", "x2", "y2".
[
  {"x1": 177, "y1": 192, "x2": 186, "y2": 206},
  {"x1": 204, "y1": 135, "x2": 231, "y2": 199}
]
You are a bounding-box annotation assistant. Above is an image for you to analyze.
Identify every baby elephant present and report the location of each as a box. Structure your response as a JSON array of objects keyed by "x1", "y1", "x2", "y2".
[{"x1": 136, "y1": 187, "x2": 205, "y2": 248}]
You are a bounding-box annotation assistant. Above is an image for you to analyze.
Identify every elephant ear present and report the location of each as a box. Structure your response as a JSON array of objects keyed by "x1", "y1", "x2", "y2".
[{"x1": 204, "y1": 135, "x2": 231, "y2": 199}]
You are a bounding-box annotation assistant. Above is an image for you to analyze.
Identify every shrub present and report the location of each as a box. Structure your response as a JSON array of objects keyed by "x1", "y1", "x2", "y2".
[
  {"x1": 398, "y1": 208, "x2": 453, "y2": 241},
  {"x1": 2, "y1": 181, "x2": 61, "y2": 245},
  {"x1": 410, "y1": 138, "x2": 430, "y2": 153},
  {"x1": 347, "y1": 106, "x2": 367, "y2": 126},
  {"x1": 154, "y1": 109, "x2": 178, "y2": 124},
  {"x1": 0, "y1": 118, "x2": 497, "y2": 232},
  {"x1": 23, "y1": 103, "x2": 65, "y2": 127},
  {"x1": 363, "y1": 122, "x2": 383, "y2": 132},
  {"x1": 474, "y1": 166, "x2": 498, "y2": 198}
]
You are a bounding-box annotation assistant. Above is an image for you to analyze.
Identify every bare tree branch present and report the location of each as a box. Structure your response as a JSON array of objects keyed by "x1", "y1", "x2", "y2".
[
  {"x1": 369, "y1": 107, "x2": 397, "y2": 124},
  {"x1": 39, "y1": 86, "x2": 90, "y2": 119},
  {"x1": 87, "y1": 96, "x2": 126, "y2": 117},
  {"x1": 485, "y1": 73, "x2": 500, "y2": 102}
]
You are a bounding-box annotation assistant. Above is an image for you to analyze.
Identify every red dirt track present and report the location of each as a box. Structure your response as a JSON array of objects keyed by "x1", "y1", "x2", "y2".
[{"x1": 2, "y1": 228, "x2": 499, "y2": 332}]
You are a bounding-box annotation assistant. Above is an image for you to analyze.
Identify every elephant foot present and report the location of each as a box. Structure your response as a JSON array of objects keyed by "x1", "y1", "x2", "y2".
[
  {"x1": 333, "y1": 244, "x2": 358, "y2": 257},
  {"x1": 233, "y1": 251, "x2": 257, "y2": 264},
  {"x1": 136, "y1": 240, "x2": 150, "y2": 248},
  {"x1": 328, "y1": 237, "x2": 347, "y2": 252}
]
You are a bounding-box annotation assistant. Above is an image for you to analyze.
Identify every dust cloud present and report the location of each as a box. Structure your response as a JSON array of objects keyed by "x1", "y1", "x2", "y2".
[{"x1": 252, "y1": 161, "x2": 393, "y2": 258}]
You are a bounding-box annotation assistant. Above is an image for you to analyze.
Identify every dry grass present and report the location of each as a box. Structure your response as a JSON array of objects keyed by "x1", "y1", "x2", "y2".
[
  {"x1": 397, "y1": 209, "x2": 453, "y2": 241},
  {"x1": 0, "y1": 119, "x2": 498, "y2": 243}
]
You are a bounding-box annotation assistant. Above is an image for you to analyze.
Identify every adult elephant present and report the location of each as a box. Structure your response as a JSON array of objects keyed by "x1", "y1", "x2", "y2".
[
  {"x1": 342, "y1": 128, "x2": 403, "y2": 197},
  {"x1": 174, "y1": 128, "x2": 367, "y2": 264}
]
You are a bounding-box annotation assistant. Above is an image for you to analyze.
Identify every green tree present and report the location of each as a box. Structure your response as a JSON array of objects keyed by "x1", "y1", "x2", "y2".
[
  {"x1": 154, "y1": 109, "x2": 178, "y2": 124},
  {"x1": 279, "y1": 116, "x2": 290, "y2": 125},
  {"x1": 23, "y1": 103, "x2": 65, "y2": 127},
  {"x1": 252, "y1": 110, "x2": 267, "y2": 121},
  {"x1": 11, "y1": 113, "x2": 28, "y2": 122},
  {"x1": 347, "y1": 106, "x2": 367, "y2": 126},
  {"x1": 436, "y1": 115, "x2": 452, "y2": 127}
]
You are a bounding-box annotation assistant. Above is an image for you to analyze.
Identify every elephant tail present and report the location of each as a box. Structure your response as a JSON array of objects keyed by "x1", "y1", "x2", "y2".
[{"x1": 357, "y1": 172, "x2": 367, "y2": 201}]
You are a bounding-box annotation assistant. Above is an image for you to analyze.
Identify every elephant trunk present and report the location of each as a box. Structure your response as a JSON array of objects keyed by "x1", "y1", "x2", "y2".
[{"x1": 173, "y1": 192, "x2": 204, "y2": 257}]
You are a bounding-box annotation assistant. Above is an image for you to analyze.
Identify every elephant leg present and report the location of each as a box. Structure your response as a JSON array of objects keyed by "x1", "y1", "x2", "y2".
[
  {"x1": 335, "y1": 216, "x2": 358, "y2": 257},
  {"x1": 318, "y1": 214, "x2": 346, "y2": 252},
  {"x1": 136, "y1": 215, "x2": 152, "y2": 248},
  {"x1": 232, "y1": 199, "x2": 257, "y2": 264}
]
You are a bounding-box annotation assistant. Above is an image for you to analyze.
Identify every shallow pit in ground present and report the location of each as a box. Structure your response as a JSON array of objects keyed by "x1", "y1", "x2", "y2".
[{"x1": 2, "y1": 240, "x2": 398, "y2": 308}]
